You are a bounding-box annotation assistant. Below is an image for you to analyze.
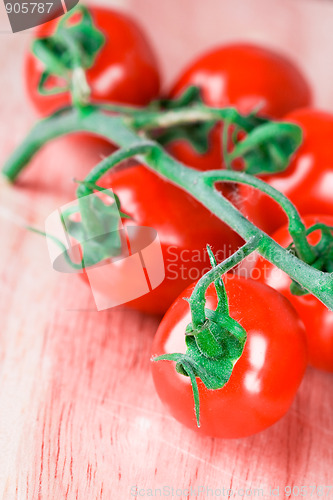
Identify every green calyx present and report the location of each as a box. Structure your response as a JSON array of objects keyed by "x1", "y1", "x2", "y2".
[
  {"x1": 155, "y1": 120, "x2": 216, "y2": 155},
  {"x1": 32, "y1": 6, "x2": 105, "y2": 106},
  {"x1": 153, "y1": 308, "x2": 247, "y2": 429},
  {"x1": 152, "y1": 242, "x2": 263, "y2": 427},
  {"x1": 145, "y1": 86, "x2": 302, "y2": 174},
  {"x1": 153, "y1": 320, "x2": 246, "y2": 427},
  {"x1": 225, "y1": 121, "x2": 303, "y2": 175},
  {"x1": 63, "y1": 183, "x2": 130, "y2": 268},
  {"x1": 289, "y1": 223, "x2": 333, "y2": 296}
]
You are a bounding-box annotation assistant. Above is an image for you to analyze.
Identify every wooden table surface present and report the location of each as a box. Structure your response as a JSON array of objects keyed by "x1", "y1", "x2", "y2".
[{"x1": 1, "y1": 2, "x2": 333, "y2": 499}]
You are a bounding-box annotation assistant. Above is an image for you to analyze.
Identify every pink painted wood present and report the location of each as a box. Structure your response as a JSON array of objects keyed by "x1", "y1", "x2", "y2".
[{"x1": 0, "y1": 1, "x2": 333, "y2": 498}]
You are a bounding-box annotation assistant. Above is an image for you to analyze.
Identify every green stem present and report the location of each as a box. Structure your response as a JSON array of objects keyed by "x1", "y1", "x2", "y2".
[
  {"x1": 190, "y1": 236, "x2": 262, "y2": 328},
  {"x1": 203, "y1": 170, "x2": 316, "y2": 264},
  {"x1": 97, "y1": 103, "x2": 145, "y2": 114},
  {"x1": 129, "y1": 105, "x2": 251, "y2": 131},
  {"x1": 76, "y1": 141, "x2": 156, "y2": 198},
  {"x1": 76, "y1": 142, "x2": 157, "y2": 237},
  {"x1": 206, "y1": 245, "x2": 229, "y2": 316},
  {"x1": 1, "y1": 107, "x2": 139, "y2": 183},
  {"x1": 222, "y1": 121, "x2": 232, "y2": 170},
  {"x1": 141, "y1": 146, "x2": 333, "y2": 309},
  {"x1": 306, "y1": 223, "x2": 333, "y2": 237},
  {"x1": 71, "y1": 67, "x2": 91, "y2": 108}
]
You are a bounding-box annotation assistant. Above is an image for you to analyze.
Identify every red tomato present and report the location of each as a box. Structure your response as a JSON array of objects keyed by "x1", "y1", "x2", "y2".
[
  {"x1": 167, "y1": 43, "x2": 311, "y2": 173},
  {"x1": 170, "y1": 43, "x2": 311, "y2": 119},
  {"x1": 240, "y1": 109, "x2": 333, "y2": 234},
  {"x1": 25, "y1": 6, "x2": 161, "y2": 115},
  {"x1": 151, "y1": 276, "x2": 307, "y2": 438},
  {"x1": 79, "y1": 164, "x2": 244, "y2": 315},
  {"x1": 254, "y1": 215, "x2": 333, "y2": 372}
]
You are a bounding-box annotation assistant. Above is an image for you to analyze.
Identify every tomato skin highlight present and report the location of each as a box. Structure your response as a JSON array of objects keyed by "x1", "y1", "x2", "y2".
[
  {"x1": 254, "y1": 215, "x2": 333, "y2": 372},
  {"x1": 25, "y1": 6, "x2": 161, "y2": 115},
  {"x1": 78, "y1": 164, "x2": 244, "y2": 315},
  {"x1": 170, "y1": 43, "x2": 311, "y2": 119},
  {"x1": 240, "y1": 109, "x2": 333, "y2": 235},
  {"x1": 151, "y1": 277, "x2": 307, "y2": 438}
]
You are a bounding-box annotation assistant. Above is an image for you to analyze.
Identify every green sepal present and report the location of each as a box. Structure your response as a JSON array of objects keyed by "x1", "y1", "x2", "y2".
[
  {"x1": 155, "y1": 121, "x2": 216, "y2": 155},
  {"x1": 28, "y1": 225, "x2": 83, "y2": 271},
  {"x1": 62, "y1": 193, "x2": 124, "y2": 268},
  {"x1": 152, "y1": 88, "x2": 302, "y2": 170},
  {"x1": 77, "y1": 180, "x2": 131, "y2": 220},
  {"x1": 32, "y1": 5, "x2": 105, "y2": 96},
  {"x1": 151, "y1": 85, "x2": 204, "y2": 111},
  {"x1": 288, "y1": 221, "x2": 333, "y2": 296},
  {"x1": 182, "y1": 332, "x2": 244, "y2": 389},
  {"x1": 38, "y1": 72, "x2": 69, "y2": 96},
  {"x1": 185, "y1": 318, "x2": 223, "y2": 359},
  {"x1": 229, "y1": 122, "x2": 303, "y2": 175},
  {"x1": 289, "y1": 280, "x2": 309, "y2": 296}
]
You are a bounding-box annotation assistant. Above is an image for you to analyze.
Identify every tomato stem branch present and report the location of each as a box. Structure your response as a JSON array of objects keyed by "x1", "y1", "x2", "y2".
[
  {"x1": 206, "y1": 245, "x2": 229, "y2": 316},
  {"x1": 76, "y1": 141, "x2": 156, "y2": 198},
  {"x1": 203, "y1": 170, "x2": 316, "y2": 264},
  {"x1": 190, "y1": 236, "x2": 262, "y2": 328},
  {"x1": 2, "y1": 106, "x2": 332, "y2": 309}
]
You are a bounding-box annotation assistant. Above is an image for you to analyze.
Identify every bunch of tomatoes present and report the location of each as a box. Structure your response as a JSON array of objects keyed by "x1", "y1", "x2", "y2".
[{"x1": 19, "y1": 5, "x2": 333, "y2": 438}]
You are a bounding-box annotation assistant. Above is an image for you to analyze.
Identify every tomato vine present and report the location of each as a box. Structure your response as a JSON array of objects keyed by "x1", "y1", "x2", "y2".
[
  {"x1": 2, "y1": 10, "x2": 333, "y2": 428},
  {"x1": 2, "y1": 104, "x2": 333, "y2": 309}
]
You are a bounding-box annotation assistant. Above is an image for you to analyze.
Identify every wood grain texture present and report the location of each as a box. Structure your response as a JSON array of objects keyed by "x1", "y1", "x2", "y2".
[{"x1": 1, "y1": 2, "x2": 333, "y2": 499}]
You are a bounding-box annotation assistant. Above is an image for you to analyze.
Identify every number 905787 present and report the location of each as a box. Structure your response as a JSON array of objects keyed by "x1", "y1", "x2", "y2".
[{"x1": 5, "y1": 3, "x2": 54, "y2": 14}]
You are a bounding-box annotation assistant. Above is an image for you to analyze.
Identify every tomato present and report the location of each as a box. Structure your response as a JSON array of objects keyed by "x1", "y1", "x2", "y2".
[
  {"x1": 170, "y1": 43, "x2": 311, "y2": 119},
  {"x1": 79, "y1": 164, "x2": 244, "y2": 315},
  {"x1": 167, "y1": 43, "x2": 311, "y2": 172},
  {"x1": 240, "y1": 109, "x2": 333, "y2": 234},
  {"x1": 151, "y1": 276, "x2": 307, "y2": 438},
  {"x1": 254, "y1": 215, "x2": 333, "y2": 372},
  {"x1": 25, "y1": 6, "x2": 161, "y2": 115}
]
